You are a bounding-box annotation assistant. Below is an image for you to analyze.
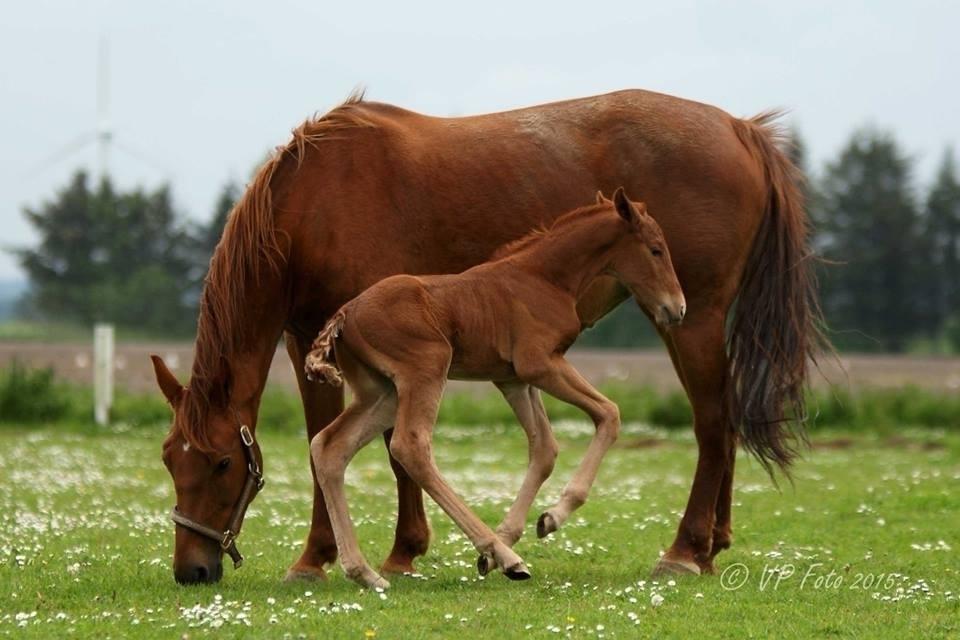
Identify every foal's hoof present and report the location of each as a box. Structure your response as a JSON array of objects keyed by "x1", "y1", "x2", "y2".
[
  {"x1": 477, "y1": 553, "x2": 495, "y2": 577},
  {"x1": 651, "y1": 556, "x2": 701, "y2": 577},
  {"x1": 346, "y1": 566, "x2": 392, "y2": 590},
  {"x1": 369, "y1": 575, "x2": 392, "y2": 590},
  {"x1": 536, "y1": 512, "x2": 558, "y2": 538},
  {"x1": 504, "y1": 561, "x2": 531, "y2": 581}
]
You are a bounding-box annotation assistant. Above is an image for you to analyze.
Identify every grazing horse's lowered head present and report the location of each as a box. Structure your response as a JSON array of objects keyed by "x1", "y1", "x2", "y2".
[{"x1": 152, "y1": 355, "x2": 265, "y2": 585}]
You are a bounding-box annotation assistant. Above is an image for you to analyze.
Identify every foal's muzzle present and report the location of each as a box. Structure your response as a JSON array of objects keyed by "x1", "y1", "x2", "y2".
[{"x1": 651, "y1": 296, "x2": 686, "y2": 327}]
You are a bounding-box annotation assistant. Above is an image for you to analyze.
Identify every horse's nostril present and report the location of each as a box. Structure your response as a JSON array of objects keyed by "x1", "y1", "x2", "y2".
[{"x1": 194, "y1": 564, "x2": 209, "y2": 583}]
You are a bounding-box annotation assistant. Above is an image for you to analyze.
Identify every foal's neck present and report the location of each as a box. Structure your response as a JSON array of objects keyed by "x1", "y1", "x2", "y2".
[{"x1": 508, "y1": 213, "x2": 620, "y2": 299}]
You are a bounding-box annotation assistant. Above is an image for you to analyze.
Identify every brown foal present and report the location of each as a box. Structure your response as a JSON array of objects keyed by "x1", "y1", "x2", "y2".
[{"x1": 303, "y1": 189, "x2": 685, "y2": 589}]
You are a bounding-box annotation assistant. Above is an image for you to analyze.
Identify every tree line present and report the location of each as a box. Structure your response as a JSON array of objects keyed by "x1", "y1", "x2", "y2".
[
  {"x1": 11, "y1": 173, "x2": 239, "y2": 336},
  {"x1": 9, "y1": 127, "x2": 960, "y2": 352}
]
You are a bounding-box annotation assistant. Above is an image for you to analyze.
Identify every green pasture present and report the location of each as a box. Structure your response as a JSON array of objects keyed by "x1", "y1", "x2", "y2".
[{"x1": 1, "y1": 418, "x2": 957, "y2": 638}]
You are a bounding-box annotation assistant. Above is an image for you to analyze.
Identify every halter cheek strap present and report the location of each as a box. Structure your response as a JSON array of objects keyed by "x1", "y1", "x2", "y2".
[{"x1": 170, "y1": 423, "x2": 265, "y2": 569}]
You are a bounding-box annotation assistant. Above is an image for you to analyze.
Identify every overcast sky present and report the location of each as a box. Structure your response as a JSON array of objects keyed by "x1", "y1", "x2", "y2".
[{"x1": 1, "y1": 0, "x2": 957, "y2": 280}]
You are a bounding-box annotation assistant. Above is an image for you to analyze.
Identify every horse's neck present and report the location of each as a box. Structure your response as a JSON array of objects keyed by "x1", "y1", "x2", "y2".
[
  {"x1": 510, "y1": 217, "x2": 617, "y2": 298},
  {"x1": 191, "y1": 288, "x2": 288, "y2": 428},
  {"x1": 230, "y1": 323, "x2": 285, "y2": 415}
]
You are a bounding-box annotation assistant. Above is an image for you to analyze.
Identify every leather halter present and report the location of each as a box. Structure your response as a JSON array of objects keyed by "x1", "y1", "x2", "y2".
[{"x1": 170, "y1": 421, "x2": 265, "y2": 569}]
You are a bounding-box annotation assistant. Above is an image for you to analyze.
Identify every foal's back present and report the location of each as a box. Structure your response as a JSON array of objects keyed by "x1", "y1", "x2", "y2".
[{"x1": 340, "y1": 257, "x2": 577, "y2": 383}]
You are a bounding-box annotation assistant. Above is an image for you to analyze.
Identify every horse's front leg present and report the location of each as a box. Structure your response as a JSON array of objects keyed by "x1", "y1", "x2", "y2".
[{"x1": 283, "y1": 333, "x2": 430, "y2": 581}]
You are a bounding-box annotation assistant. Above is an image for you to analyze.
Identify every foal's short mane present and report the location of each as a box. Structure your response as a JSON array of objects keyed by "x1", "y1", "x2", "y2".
[
  {"x1": 176, "y1": 90, "x2": 373, "y2": 450},
  {"x1": 490, "y1": 202, "x2": 609, "y2": 260}
]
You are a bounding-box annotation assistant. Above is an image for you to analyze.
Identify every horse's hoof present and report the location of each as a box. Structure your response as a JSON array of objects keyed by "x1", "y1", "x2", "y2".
[
  {"x1": 536, "y1": 512, "x2": 557, "y2": 538},
  {"x1": 283, "y1": 565, "x2": 328, "y2": 582},
  {"x1": 381, "y1": 557, "x2": 417, "y2": 576},
  {"x1": 477, "y1": 553, "x2": 495, "y2": 577},
  {"x1": 504, "y1": 561, "x2": 531, "y2": 581},
  {"x1": 651, "y1": 557, "x2": 701, "y2": 577}
]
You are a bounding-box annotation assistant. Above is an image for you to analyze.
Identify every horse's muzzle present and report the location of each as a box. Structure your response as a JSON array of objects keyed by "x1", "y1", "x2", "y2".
[{"x1": 174, "y1": 558, "x2": 224, "y2": 585}]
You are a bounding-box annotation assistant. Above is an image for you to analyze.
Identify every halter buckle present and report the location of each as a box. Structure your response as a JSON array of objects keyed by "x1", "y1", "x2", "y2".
[
  {"x1": 221, "y1": 529, "x2": 236, "y2": 551},
  {"x1": 239, "y1": 424, "x2": 254, "y2": 447}
]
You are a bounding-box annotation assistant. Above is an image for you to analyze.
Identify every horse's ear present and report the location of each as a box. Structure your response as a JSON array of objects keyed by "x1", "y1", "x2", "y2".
[
  {"x1": 151, "y1": 355, "x2": 185, "y2": 405},
  {"x1": 613, "y1": 186, "x2": 639, "y2": 226},
  {"x1": 595, "y1": 190, "x2": 606, "y2": 205}
]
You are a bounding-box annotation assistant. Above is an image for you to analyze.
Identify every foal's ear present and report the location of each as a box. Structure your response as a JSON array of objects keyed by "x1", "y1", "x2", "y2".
[
  {"x1": 613, "y1": 186, "x2": 640, "y2": 226},
  {"x1": 151, "y1": 355, "x2": 185, "y2": 406}
]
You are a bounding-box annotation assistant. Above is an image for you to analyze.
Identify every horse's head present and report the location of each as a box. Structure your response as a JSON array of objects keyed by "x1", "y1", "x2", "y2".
[
  {"x1": 602, "y1": 187, "x2": 686, "y2": 327},
  {"x1": 151, "y1": 355, "x2": 264, "y2": 585}
]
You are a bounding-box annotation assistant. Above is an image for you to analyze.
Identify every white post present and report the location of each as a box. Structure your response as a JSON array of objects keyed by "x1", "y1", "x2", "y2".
[{"x1": 94, "y1": 323, "x2": 114, "y2": 426}]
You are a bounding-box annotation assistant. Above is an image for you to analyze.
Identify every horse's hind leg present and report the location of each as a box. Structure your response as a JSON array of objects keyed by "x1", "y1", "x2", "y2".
[
  {"x1": 517, "y1": 355, "x2": 620, "y2": 538},
  {"x1": 389, "y1": 376, "x2": 531, "y2": 581},
  {"x1": 652, "y1": 310, "x2": 732, "y2": 576}
]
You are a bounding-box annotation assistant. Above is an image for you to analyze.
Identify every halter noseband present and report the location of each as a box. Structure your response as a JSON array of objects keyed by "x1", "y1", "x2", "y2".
[{"x1": 170, "y1": 420, "x2": 265, "y2": 569}]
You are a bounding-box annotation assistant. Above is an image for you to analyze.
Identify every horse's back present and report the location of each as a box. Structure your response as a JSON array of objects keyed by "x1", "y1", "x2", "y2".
[{"x1": 281, "y1": 90, "x2": 769, "y2": 325}]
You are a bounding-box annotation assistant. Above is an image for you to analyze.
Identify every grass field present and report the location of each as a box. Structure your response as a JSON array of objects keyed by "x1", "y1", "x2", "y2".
[{"x1": 1, "y1": 421, "x2": 958, "y2": 638}]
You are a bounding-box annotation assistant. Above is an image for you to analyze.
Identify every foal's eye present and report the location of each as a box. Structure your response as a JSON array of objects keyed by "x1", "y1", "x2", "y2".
[{"x1": 216, "y1": 457, "x2": 231, "y2": 473}]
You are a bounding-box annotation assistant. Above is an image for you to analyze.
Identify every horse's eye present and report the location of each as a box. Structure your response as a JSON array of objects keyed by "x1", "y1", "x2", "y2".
[
  {"x1": 216, "y1": 457, "x2": 231, "y2": 472},
  {"x1": 651, "y1": 247, "x2": 663, "y2": 257}
]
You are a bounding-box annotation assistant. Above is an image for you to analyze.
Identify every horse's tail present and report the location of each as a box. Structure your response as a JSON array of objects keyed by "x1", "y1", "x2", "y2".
[
  {"x1": 305, "y1": 310, "x2": 346, "y2": 386},
  {"x1": 728, "y1": 111, "x2": 828, "y2": 477}
]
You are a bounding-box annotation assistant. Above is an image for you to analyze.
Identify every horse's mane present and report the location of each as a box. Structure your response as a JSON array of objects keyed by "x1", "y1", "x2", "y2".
[
  {"x1": 176, "y1": 89, "x2": 373, "y2": 450},
  {"x1": 490, "y1": 202, "x2": 609, "y2": 260}
]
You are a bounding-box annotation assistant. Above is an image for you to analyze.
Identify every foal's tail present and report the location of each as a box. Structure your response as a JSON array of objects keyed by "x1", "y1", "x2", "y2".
[
  {"x1": 305, "y1": 310, "x2": 346, "y2": 387},
  {"x1": 728, "y1": 112, "x2": 829, "y2": 478}
]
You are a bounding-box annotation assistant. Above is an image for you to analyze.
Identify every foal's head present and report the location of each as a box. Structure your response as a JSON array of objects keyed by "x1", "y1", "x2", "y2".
[{"x1": 603, "y1": 187, "x2": 686, "y2": 327}]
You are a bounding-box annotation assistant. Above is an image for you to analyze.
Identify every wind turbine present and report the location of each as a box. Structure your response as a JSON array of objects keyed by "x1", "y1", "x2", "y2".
[
  {"x1": 96, "y1": 36, "x2": 112, "y2": 182},
  {"x1": 24, "y1": 36, "x2": 169, "y2": 183}
]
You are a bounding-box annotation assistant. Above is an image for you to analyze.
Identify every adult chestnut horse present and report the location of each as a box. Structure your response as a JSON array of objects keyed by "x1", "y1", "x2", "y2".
[{"x1": 154, "y1": 89, "x2": 822, "y2": 584}]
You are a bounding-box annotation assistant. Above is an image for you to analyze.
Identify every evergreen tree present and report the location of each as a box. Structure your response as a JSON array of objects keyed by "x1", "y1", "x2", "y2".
[
  {"x1": 13, "y1": 171, "x2": 197, "y2": 335},
  {"x1": 815, "y1": 129, "x2": 926, "y2": 351},
  {"x1": 926, "y1": 149, "x2": 960, "y2": 339},
  {"x1": 787, "y1": 126, "x2": 816, "y2": 206},
  {"x1": 201, "y1": 181, "x2": 240, "y2": 257}
]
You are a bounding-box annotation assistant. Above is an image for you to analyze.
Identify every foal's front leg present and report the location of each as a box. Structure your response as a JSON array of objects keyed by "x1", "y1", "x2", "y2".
[
  {"x1": 518, "y1": 356, "x2": 620, "y2": 538},
  {"x1": 493, "y1": 382, "x2": 559, "y2": 545}
]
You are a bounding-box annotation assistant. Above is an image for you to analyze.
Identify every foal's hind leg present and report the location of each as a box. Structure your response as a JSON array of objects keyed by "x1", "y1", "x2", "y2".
[
  {"x1": 389, "y1": 378, "x2": 531, "y2": 581},
  {"x1": 516, "y1": 355, "x2": 620, "y2": 538},
  {"x1": 477, "y1": 383, "x2": 559, "y2": 576},
  {"x1": 311, "y1": 390, "x2": 397, "y2": 589},
  {"x1": 381, "y1": 427, "x2": 432, "y2": 575}
]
